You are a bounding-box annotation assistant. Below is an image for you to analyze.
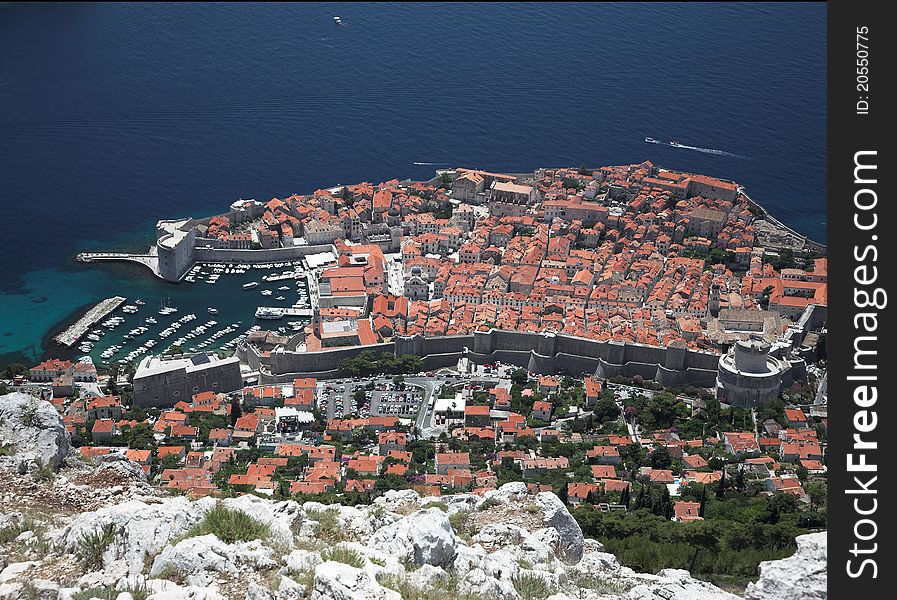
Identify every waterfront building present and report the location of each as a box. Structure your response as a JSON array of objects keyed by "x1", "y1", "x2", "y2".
[{"x1": 132, "y1": 352, "x2": 242, "y2": 408}]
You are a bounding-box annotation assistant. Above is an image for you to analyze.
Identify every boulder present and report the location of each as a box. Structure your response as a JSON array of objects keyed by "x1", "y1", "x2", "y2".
[
  {"x1": 481, "y1": 481, "x2": 528, "y2": 506},
  {"x1": 149, "y1": 534, "x2": 276, "y2": 587},
  {"x1": 0, "y1": 394, "x2": 70, "y2": 472},
  {"x1": 368, "y1": 508, "x2": 457, "y2": 567},
  {"x1": 625, "y1": 569, "x2": 740, "y2": 600},
  {"x1": 458, "y1": 567, "x2": 521, "y2": 600},
  {"x1": 57, "y1": 496, "x2": 215, "y2": 577},
  {"x1": 534, "y1": 492, "x2": 584, "y2": 564},
  {"x1": 311, "y1": 561, "x2": 400, "y2": 600},
  {"x1": 473, "y1": 523, "x2": 559, "y2": 570},
  {"x1": 744, "y1": 532, "x2": 827, "y2": 600},
  {"x1": 222, "y1": 494, "x2": 302, "y2": 544},
  {"x1": 95, "y1": 453, "x2": 148, "y2": 482}
]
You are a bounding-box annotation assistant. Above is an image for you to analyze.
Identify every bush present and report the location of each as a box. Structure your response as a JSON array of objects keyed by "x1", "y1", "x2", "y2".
[
  {"x1": 449, "y1": 510, "x2": 473, "y2": 538},
  {"x1": 513, "y1": 571, "x2": 554, "y2": 599},
  {"x1": 478, "y1": 497, "x2": 502, "y2": 511},
  {"x1": 305, "y1": 507, "x2": 344, "y2": 543},
  {"x1": 76, "y1": 523, "x2": 119, "y2": 570},
  {"x1": 185, "y1": 504, "x2": 270, "y2": 544},
  {"x1": 321, "y1": 545, "x2": 366, "y2": 568},
  {"x1": 423, "y1": 500, "x2": 448, "y2": 512},
  {"x1": 72, "y1": 588, "x2": 118, "y2": 600}
]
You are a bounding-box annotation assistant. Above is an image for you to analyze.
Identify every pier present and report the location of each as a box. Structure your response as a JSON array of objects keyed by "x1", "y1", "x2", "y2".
[
  {"x1": 258, "y1": 306, "x2": 314, "y2": 318},
  {"x1": 76, "y1": 250, "x2": 161, "y2": 277},
  {"x1": 54, "y1": 296, "x2": 127, "y2": 346}
]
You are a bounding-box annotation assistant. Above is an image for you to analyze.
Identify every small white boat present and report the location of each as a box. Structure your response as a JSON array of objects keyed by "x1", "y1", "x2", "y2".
[
  {"x1": 333, "y1": 16, "x2": 342, "y2": 25},
  {"x1": 208, "y1": 307, "x2": 219, "y2": 314},
  {"x1": 261, "y1": 290, "x2": 273, "y2": 296},
  {"x1": 243, "y1": 281, "x2": 259, "y2": 290}
]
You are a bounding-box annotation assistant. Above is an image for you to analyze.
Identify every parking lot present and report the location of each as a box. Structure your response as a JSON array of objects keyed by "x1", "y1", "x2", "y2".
[{"x1": 317, "y1": 378, "x2": 425, "y2": 420}]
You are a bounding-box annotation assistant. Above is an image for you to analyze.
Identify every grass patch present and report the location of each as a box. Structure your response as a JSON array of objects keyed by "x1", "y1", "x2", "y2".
[
  {"x1": 305, "y1": 507, "x2": 344, "y2": 543},
  {"x1": 369, "y1": 556, "x2": 386, "y2": 566},
  {"x1": 0, "y1": 518, "x2": 37, "y2": 544},
  {"x1": 76, "y1": 523, "x2": 119, "y2": 570},
  {"x1": 185, "y1": 504, "x2": 270, "y2": 544},
  {"x1": 376, "y1": 573, "x2": 487, "y2": 600},
  {"x1": 72, "y1": 588, "x2": 118, "y2": 600},
  {"x1": 570, "y1": 572, "x2": 627, "y2": 594},
  {"x1": 478, "y1": 497, "x2": 501, "y2": 511},
  {"x1": 422, "y1": 501, "x2": 448, "y2": 512},
  {"x1": 512, "y1": 571, "x2": 555, "y2": 600},
  {"x1": 321, "y1": 545, "x2": 366, "y2": 569},
  {"x1": 287, "y1": 567, "x2": 315, "y2": 591}
]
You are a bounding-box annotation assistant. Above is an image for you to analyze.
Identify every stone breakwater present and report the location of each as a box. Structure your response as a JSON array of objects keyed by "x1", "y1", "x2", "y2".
[{"x1": 0, "y1": 396, "x2": 827, "y2": 600}]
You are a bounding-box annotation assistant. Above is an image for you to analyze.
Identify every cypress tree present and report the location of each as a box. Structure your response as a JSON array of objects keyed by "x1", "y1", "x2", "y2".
[{"x1": 699, "y1": 485, "x2": 707, "y2": 517}]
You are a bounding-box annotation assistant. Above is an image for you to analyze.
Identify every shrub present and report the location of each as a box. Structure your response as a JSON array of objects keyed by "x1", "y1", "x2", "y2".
[
  {"x1": 570, "y1": 573, "x2": 627, "y2": 594},
  {"x1": 76, "y1": 523, "x2": 119, "y2": 569},
  {"x1": 72, "y1": 588, "x2": 118, "y2": 600},
  {"x1": 513, "y1": 571, "x2": 554, "y2": 600},
  {"x1": 449, "y1": 510, "x2": 473, "y2": 539},
  {"x1": 376, "y1": 573, "x2": 487, "y2": 600},
  {"x1": 20, "y1": 403, "x2": 40, "y2": 428},
  {"x1": 185, "y1": 504, "x2": 270, "y2": 544},
  {"x1": 321, "y1": 545, "x2": 366, "y2": 569},
  {"x1": 305, "y1": 507, "x2": 344, "y2": 543},
  {"x1": 423, "y1": 501, "x2": 448, "y2": 512},
  {"x1": 478, "y1": 497, "x2": 501, "y2": 511}
]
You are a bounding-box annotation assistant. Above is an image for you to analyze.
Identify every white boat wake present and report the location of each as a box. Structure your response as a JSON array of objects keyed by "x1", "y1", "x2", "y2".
[
  {"x1": 413, "y1": 162, "x2": 453, "y2": 166},
  {"x1": 644, "y1": 137, "x2": 745, "y2": 158}
]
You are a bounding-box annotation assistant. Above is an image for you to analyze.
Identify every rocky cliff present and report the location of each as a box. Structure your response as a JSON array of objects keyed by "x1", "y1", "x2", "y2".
[{"x1": 0, "y1": 396, "x2": 827, "y2": 600}]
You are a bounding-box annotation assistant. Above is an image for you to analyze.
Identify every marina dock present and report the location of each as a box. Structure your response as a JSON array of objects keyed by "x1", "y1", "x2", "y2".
[
  {"x1": 54, "y1": 296, "x2": 127, "y2": 346},
  {"x1": 258, "y1": 306, "x2": 314, "y2": 317}
]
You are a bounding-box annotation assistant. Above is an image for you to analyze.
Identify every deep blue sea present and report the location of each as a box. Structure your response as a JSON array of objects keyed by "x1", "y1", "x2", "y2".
[{"x1": 0, "y1": 3, "x2": 826, "y2": 364}]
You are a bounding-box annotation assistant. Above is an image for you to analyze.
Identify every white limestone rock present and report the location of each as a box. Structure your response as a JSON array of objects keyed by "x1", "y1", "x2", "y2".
[
  {"x1": 473, "y1": 523, "x2": 560, "y2": 570},
  {"x1": 95, "y1": 453, "x2": 148, "y2": 482},
  {"x1": 625, "y1": 569, "x2": 741, "y2": 600},
  {"x1": 311, "y1": 561, "x2": 401, "y2": 600},
  {"x1": 368, "y1": 507, "x2": 457, "y2": 567},
  {"x1": 149, "y1": 534, "x2": 276, "y2": 587},
  {"x1": 404, "y1": 564, "x2": 447, "y2": 590},
  {"x1": 222, "y1": 494, "x2": 302, "y2": 544},
  {"x1": 458, "y1": 567, "x2": 521, "y2": 600},
  {"x1": 0, "y1": 394, "x2": 70, "y2": 472},
  {"x1": 744, "y1": 532, "x2": 827, "y2": 600},
  {"x1": 534, "y1": 491, "x2": 584, "y2": 564},
  {"x1": 284, "y1": 549, "x2": 323, "y2": 573},
  {"x1": 372, "y1": 489, "x2": 419, "y2": 512},
  {"x1": 481, "y1": 481, "x2": 529, "y2": 506},
  {"x1": 57, "y1": 496, "x2": 215, "y2": 577}
]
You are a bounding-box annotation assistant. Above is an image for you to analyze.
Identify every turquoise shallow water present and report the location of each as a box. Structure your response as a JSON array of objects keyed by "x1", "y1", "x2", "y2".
[{"x1": 0, "y1": 3, "x2": 827, "y2": 363}]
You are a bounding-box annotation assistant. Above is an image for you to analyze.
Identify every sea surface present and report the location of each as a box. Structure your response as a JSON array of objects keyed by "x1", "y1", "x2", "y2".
[{"x1": 0, "y1": 3, "x2": 827, "y2": 364}]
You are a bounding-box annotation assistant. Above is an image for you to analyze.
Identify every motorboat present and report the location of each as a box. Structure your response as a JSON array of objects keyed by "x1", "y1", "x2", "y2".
[
  {"x1": 255, "y1": 307, "x2": 284, "y2": 320},
  {"x1": 208, "y1": 307, "x2": 219, "y2": 314},
  {"x1": 243, "y1": 281, "x2": 259, "y2": 290}
]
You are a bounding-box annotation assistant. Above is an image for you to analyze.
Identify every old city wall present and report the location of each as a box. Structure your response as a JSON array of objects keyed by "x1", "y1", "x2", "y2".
[
  {"x1": 193, "y1": 243, "x2": 335, "y2": 264},
  {"x1": 242, "y1": 328, "x2": 722, "y2": 384}
]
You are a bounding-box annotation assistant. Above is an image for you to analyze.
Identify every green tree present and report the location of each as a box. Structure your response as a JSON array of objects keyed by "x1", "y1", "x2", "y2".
[
  {"x1": 125, "y1": 423, "x2": 156, "y2": 450},
  {"x1": 806, "y1": 482, "x2": 826, "y2": 512},
  {"x1": 649, "y1": 447, "x2": 673, "y2": 469}
]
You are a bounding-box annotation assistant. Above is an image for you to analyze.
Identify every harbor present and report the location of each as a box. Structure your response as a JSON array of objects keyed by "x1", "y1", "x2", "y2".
[
  {"x1": 53, "y1": 296, "x2": 126, "y2": 347},
  {"x1": 44, "y1": 259, "x2": 316, "y2": 368}
]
